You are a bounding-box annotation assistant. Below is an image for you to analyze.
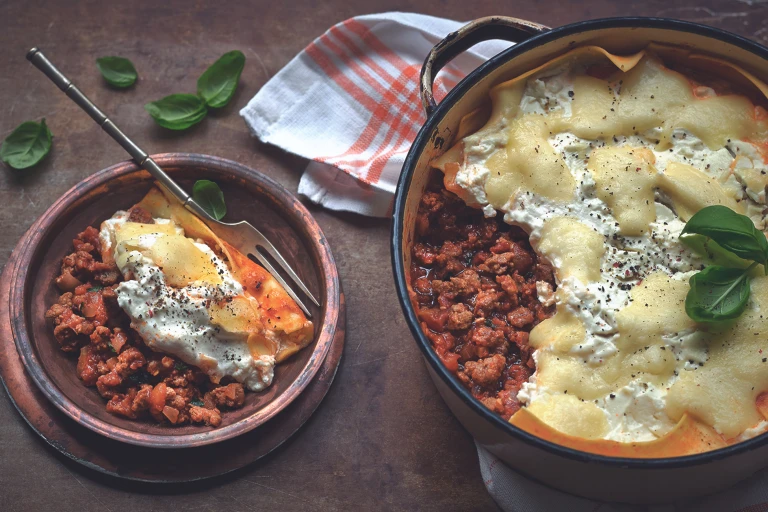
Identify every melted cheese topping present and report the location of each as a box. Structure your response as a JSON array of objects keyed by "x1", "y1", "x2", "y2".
[
  {"x1": 100, "y1": 212, "x2": 277, "y2": 391},
  {"x1": 436, "y1": 47, "x2": 768, "y2": 450}
]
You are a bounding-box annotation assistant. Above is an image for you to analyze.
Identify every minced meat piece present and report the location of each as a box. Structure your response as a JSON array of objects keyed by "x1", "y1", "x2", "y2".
[
  {"x1": 473, "y1": 290, "x2": 502, "y2": 316},
  {"x1": 190, "y1": 406, "x2": 222, "y2": 427},
  {"x1": 49, "y1": 309, "x2": 91, "y2": 352},
  {"x1": 507, "y1": 307, "x2": 535, "y2": 328},
  {"x1": 132, "y1": 384, "x2": 153, "y2": 414},
  {"x1": 413, "y1": 243, "x2": 437, "y2": 266},
  {"x1": 206, "y1": 383, "x2": 245, "y2": 409},
  {"x1": 107, "y1": 388, "x2": 141, "y2": 419},
  {"x1": 447, "y1": 304, "x2": 473, "y2": 330},
  {"x1": 127, "y1": 206, "x2": 154, "y2": 224},
  {"x1": 495, "y1": 274, "x2": 520, "y2": 301},
  {"x1": 76, "y1": 226, "x2": 101, "y2": 251},
  {"x1": 469, "y1": 325, "x2": 507, "y2": 350},
  {"x1": 115, "y1": 347, "x2": 146, "y2": 376},
  {"x1": 463, "y1": 354, "x2": 506, "y2": 387},
  {"x1": 77, "y1": 345, "x2": 104, "y2": 386},
  {"x1": 477, "y1": 252, "x2": 515, "y2": 274},
  {"x1": 96, "y1": 367, "x2": 122, "y2": 398},
  {"x1": 450, "y1": 269, "x2": 481, "y2": 296}
]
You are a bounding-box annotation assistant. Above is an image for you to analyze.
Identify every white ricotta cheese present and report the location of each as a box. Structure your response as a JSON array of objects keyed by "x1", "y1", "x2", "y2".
[
  {"x1": 599, "y1": 381, "x2": 677, "y2": 442},
  {"x1": 454, "y1": 163, "x2": 491, "y2": 206},
  {"x1": 100, "y1": 212, "x2": 276, "y2": 392},
  {"x1": 452, "y1": 66, "x2": 768, "y2": 442}
]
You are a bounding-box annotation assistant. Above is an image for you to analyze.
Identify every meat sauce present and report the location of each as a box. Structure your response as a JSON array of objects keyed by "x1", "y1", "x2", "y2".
[
  {"x1": 409, "y1": 174, "x2": 556, "y2": 420},
  {"x1": 45, "y1": 206, "x2": 245, "y2": 427}
]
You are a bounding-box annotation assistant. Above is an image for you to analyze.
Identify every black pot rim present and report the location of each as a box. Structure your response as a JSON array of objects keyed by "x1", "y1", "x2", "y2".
[{"x1": 392, "y1": 16, "x2": 768, "y2": 469}]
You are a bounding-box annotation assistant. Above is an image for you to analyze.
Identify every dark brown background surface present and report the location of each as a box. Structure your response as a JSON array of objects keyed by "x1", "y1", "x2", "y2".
[{"x1": 0, "y1": 1, "x2": 765, "y2": 510}]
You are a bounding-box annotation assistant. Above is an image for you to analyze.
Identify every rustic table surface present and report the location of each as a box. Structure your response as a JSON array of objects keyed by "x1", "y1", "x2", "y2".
[{"x1": 1, "y1": 0, "x2": 765, "y2": 510}]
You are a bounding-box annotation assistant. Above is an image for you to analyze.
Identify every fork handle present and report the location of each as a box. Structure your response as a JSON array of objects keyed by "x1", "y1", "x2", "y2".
[{"x1": 26, "y1": 47, "x2": 209, "y2": 218}]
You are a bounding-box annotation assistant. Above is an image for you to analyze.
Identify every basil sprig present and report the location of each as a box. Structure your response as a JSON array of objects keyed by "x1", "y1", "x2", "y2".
[
  {"x1": 96, "y1": 56, "x2": 138, "y2": 88},
  {"x1": 682, "y1": 205, "x2": 768, "y2": 268},
  {"x1": 193, "y1": 180, "x2": 226, "y2": 220},
  {"x1": 683, "y1": 206, "x2": 768, "y2": 322},
  {"x1": 145, "y1": 50, "x2": 245, "y2": 130},
  {"x1": 0, "y1": 119, "x2": 53, "y2": 169},
  {"x1": 145, "y1": 94, "x2": 207, "y2": 130},
  {"x1": 197, "y1": 50, "x2": 245, "y2": 108}
]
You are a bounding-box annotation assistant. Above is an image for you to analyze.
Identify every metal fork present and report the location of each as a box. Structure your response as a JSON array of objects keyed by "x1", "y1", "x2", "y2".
[{"x1": 26, "y1": 48, "x2": 320, "y2": 317}]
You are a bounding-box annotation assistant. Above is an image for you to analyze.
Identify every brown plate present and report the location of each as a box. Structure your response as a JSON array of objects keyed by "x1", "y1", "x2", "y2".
[
  {"x1": 7, "y1": 153, "x2": 342, "y2": 448},
  {"x1": 0, "y1": 231, "x2": 345, "y2": 481}
]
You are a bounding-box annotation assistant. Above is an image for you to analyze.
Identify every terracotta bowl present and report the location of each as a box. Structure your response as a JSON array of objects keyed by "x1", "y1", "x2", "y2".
[{"x1": 9, "y1": 153, "x2": 340, "y2": 448}]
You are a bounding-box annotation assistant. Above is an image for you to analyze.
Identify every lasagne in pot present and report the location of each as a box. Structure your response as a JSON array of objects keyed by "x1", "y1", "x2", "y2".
[
  {"x1": 46, "y1": 185, "x2": 313, "y2": 426},
  {"x1": 413, "y1": 43, "x2": 768, "y2": 456}
]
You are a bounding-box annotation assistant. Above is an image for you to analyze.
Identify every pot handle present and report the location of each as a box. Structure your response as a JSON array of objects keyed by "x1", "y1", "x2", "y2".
[{"x1": 420, "y1": 16, "x2": 549, "y2": 117}]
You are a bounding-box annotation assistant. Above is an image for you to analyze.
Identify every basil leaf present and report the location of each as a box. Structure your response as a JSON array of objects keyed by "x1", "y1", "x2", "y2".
[
  {"x1": 190, "y1": 398, "x2": 205, "y2": 407},
  {"x1": 144, "y1": 94, "x2": 207, "y2": 130},
  {"x1": 682, "y1": 205, "x2": 768, "y2": 267},
  {"x1": 96, "y1": 56, "x2": 138, "y2": 88},
  {"x1": 197, "y1": 50, "x2": 246, "y2": 108},
  {"x1": 193, "y1": 180, "x2": 227, "y2": 220},
  {"x1": 680, "y1": 234, "x2": 753, "y2": 269},
  {"x1": 685, "y1": 265, "x2": 753, "y2": 322},
  {"x1": 1, "y1": 119, "x2": 53, "y2": 170},
  {"x1": 88, "y1": 285, "x2": 104, "y2": 292}
]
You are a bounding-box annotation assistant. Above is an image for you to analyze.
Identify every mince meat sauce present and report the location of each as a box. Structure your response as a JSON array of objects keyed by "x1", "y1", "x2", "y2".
[{"x1": 410, "y1": 173, "x2": 556, "y2": 420}]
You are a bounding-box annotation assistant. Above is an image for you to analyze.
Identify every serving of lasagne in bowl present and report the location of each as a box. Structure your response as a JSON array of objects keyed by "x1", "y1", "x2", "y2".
[
  {"x1": 45, "y1": 185, "x2": 313, "y2": 428},
  {"x1": 393, "y1": 16, "x2": 768, "y2": 502},
  {"x1": 9, "y1": 153, "x2": 341, "y2": 448}
]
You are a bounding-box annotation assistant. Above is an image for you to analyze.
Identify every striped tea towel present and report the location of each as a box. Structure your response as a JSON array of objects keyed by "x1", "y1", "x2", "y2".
[{"x1": 239, "y1": 12, "x2": 511, "y2": 217}]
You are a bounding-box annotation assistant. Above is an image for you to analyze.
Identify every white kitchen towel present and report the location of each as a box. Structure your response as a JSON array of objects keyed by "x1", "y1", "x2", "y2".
[
  {"x1": 239, "y1": 12, "x2": 512, "y2": 216},
  {"x1": 477, "y1": 442, "x2": 768, "y2": 511}
]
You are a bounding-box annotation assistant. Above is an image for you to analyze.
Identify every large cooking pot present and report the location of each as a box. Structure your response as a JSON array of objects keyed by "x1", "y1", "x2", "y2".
[{"x1": 391, "y1": 16, "x2": 768, "y2": 503}]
